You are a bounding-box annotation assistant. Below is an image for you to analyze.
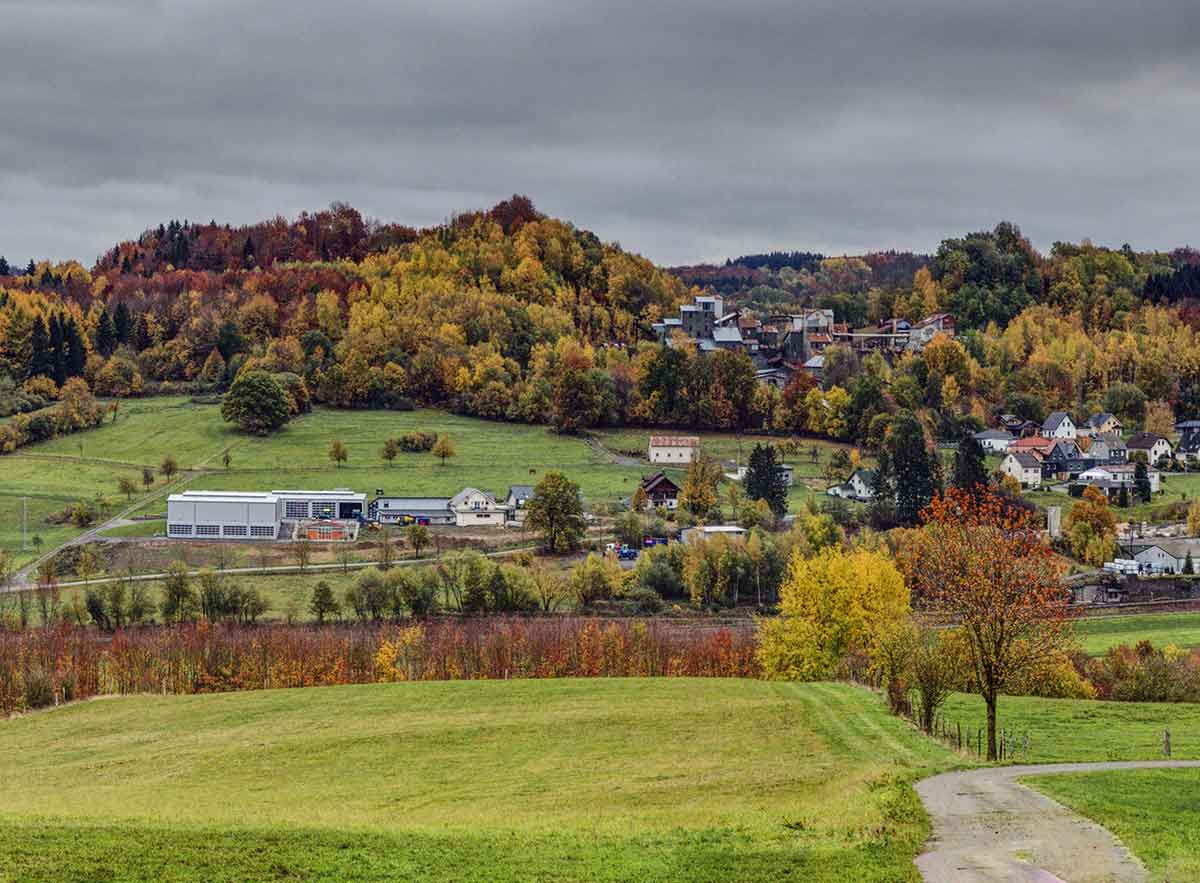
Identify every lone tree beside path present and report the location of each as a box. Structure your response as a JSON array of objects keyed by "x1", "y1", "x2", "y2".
[{"x1": 898, "y1": 487, "x2": 1071, "y2": 761}]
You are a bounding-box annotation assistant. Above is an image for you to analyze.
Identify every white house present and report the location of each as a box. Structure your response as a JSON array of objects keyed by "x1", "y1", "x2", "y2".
[
  {"x1": 826, "y1": 468, "x2": 875, "y2": 501},
  {"x1": 973, "y1": 429, "x2": 1015, "y2": 454},
  {"x1": 1078, "y1": 464, "x2": 1161, "y2": 494},
  {"x1": 1000, "y1": 451, "x2": 1042, "y2": 489},
  {"x1": 449, "y1": 488, "x2": 507, "y2": 527},
  {"x1": 1126, "y1": 432, "x2": 1173, "y2": 465},
  {"x1": 649, "y1": 435, "x2": 700, "y2": 464},
  {"x1": 1040, "y1": 412, "x2": 1077, "y2": 440}
]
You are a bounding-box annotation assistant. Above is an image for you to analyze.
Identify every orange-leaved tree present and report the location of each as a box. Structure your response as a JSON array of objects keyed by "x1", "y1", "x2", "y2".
[{"x1": 897, "y1": 487, "x2": 1071, "y2": 760}]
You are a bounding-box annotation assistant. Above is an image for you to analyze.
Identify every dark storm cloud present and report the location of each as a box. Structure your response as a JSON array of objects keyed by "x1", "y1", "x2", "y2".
[{"x1": 3, "y1": 0, "x2": 1200, "y2": 266}]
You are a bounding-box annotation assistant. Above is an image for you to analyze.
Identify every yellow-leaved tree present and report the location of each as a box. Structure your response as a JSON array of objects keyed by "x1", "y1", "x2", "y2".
[{"x1": 757, "y1": 547, "x2": 909, "y2": 681}]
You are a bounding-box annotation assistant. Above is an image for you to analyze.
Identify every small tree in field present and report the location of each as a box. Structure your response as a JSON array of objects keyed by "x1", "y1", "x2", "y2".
[
  {"x1": 75, "y1": 545, "x2": 100, "y2": 588},
  {"x1": 160, "y1": 454, "x2": 179, "y2": 482},
  {"x1": 526, "y1": 471, "x2": 586, "y2": 553},
  {"x1": 378, "y1": 527, "x2": 396, "y2": 569},
  {"x1": 309, "y1": 581, "x2": 340, "y2": 624},
  {"x1": 329, "y1": 439, "x2": 348, "y2": 468},
  {"x1": 406, "y1": 523, "x2": 430, "y2": 559},
  {"x1": 117, "y1": 476, "x2": 137, "y2": 501},
  {"x1": 432, "y1": 434, "x2": 456, "y2": 466},
  {"x1": 898, "y1": 488, "x2": 1071, "y2": 760},
  {"x1": 294, "y1": 539, "x2": 312, "y2": 572},
  {"x1": 381, "y1": 438, "x2": 399, "y2": 466}
]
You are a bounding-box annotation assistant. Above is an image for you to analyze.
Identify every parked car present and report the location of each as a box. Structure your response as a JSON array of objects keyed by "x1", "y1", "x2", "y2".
[{"x1": 617, "y1": 545, "x2": 639, "y2": 561}]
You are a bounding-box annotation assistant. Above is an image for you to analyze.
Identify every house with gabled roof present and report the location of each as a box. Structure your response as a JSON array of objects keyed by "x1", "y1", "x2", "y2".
[
  {"x1": 1040, "y1": 411, "x2": 1077, "y2": 440},
  {"x1": 1081, "y1": 412, "x2": 1122, "y2": 437},
  {"x1": 1000, "y1": 451, "x2": 1042, "y2": 489},
  {"x1": 637, "y1": 471, "x2": 680, "y2": 510},
  {"x1": 1127, "y1": 432, "x2": 1173, "y2": 465}
]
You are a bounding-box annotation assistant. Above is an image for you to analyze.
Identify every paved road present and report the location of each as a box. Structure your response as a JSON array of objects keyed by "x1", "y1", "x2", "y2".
[{"x1": 915, "y1": 760, "x2": 1200, "y2": 882}]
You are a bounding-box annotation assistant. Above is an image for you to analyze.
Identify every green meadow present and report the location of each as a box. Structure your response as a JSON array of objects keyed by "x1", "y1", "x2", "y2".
[
  {"x1": 1073, "y1": 611, "x2": 1200, "y2": 656},
  {"x1": 0, "y1": 679, "x2": 958, "y2": 882}
]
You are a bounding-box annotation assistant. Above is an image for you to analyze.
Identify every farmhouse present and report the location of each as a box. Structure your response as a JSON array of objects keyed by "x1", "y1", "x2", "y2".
[
  {"x1": 1177, "y1": 430, "x2": 1200, "y2": 465},
  {"x1": 166, "y1": 488, "x2": 367, "y2": 540},
  {"x1": 972, "y1": 428, "x2": 1014, "y2": 453},
  {"x1": 649, "y1": 435, "x2": 699, "y2": 464},
  {"x1": 826, "y1": 468, "x2": 875, "y2": 501},
  {"x1": 1000, "y1": 451, "x2": 1042, "y2": 489},
  {"x1": 637, "y1": 471, "x2": 680, "y2": 510},
  {"x1": 450, "y1": 488, "x2": 507, "y2": 526},
  {"x1": 1126, "y1": 432, "x2": 1173, "y2": 465}
]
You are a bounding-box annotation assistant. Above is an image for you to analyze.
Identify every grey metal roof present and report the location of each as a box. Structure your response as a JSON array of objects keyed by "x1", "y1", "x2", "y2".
[
  {"x1": 1042, "y1": 412, "x2": 1072, "y2": 430},
  {"x1": 375, "y1": 497, "x2": 451, "y2": 510},
  {"x1": 1009, "y1": 451, "x2": 1041, "y2": 468},
  {"x1": 507, "y1": 485, "x2": 534, "y2": 498},
  {"x1": 974, "y1": 429, "x2": 1014, "y2": 440},
  {"x1": 712, "y1": 327, "x2": 743, "y2": 343}
]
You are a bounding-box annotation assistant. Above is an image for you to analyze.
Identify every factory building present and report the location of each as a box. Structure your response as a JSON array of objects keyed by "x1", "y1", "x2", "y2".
[{"x1": 167, "y1": 489, "x2": 366, "y2": 540}]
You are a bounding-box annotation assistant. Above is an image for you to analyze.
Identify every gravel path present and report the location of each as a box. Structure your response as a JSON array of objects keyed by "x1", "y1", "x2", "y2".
[{"x1": 915, "y1": 760, "x2": 1200, "y2": 882}]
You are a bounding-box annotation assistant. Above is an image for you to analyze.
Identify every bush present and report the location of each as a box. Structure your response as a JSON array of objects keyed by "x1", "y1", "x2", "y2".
[
  {"x1": 398, "y1": 431, "x2": 436, "y2": 452},
  {"x1": 621, "y1": 586, "x2": 665, "y2": 615},
  {"x1": 23, "y1": 666, "x2": 55, "y2": 710}
]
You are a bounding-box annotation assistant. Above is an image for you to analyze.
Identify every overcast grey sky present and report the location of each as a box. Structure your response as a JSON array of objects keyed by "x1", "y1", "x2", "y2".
[{"x1": 3, "y1": 0, "x2": 1200, "y2": 267}]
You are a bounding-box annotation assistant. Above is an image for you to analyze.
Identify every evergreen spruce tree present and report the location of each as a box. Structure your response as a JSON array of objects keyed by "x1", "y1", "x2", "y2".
[
  {"x1": 48, "y1": 313, "x2": 66, "y2": 385},
  {"x1": 96, "y1": 310, "x2": 117, "y2": 356},
  {"x1": 0, "y1": 256, "x2": 9, "y2": 276},
  {"x1": 888, "y1": 411, "x2": 935, "y2": 525},
  {"x1": 24, "y1": 260, "x2": 35, "y2": 277},
  {"x1": 952, "y1": 434, "x2": 988, "y2": 493},
  {"x1": 113, "y1": 302, "x2": 132, "y2": 344},
  {"x1": 1134, "y1": 459, "x2": 1152, "y2": 504},
  {"x1": 1118, "y1": 484, "x2": 1130, "y2": 509},
  {"x1": 64, "y1": 317, "x2": 87, "y2": 378},
  {"x1": 743, "y1": 443, "x2": 789, "y2": 517},
  {"x1": 28, "y1": 315, "x2": 51, "y2": 379}
]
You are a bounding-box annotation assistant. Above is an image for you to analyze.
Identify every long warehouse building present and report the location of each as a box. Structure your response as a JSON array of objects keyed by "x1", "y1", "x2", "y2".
[{"x1": 167, "y1": 489, "x2": 366, "y2": 539}]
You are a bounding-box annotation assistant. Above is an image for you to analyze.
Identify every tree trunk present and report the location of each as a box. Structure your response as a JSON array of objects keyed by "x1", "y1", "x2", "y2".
[{"x1": 985, "y1": 692, "x2": 998, "y2": 761}]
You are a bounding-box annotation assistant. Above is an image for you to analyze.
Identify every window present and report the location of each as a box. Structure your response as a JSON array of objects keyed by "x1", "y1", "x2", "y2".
[
  {"x1": 250, "y1": 525, "x2": 275, "y2": 538},
  {"x1": 285, "y1": 501, "x2": 308, "y2": 519},
  {"x1": 195, "y1": 524, "x2": 220, "y2": 537},
  {"x1": 223, "y1": 525, "x2": 247, "y2": 537},
  {"x1": 168, "y1": 523, "x2": 192, "y2": 537},
  {"x1": 313, "y1": 502, "x2": 335, "y2": 518}
]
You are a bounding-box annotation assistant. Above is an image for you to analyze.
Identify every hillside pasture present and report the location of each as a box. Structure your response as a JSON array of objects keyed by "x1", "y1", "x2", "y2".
[
  {"x1": 1073, "y1": 611, "x2": 1200, "y2": 656},
  {"x1": 0, "y1": 679, "x2": 957, "y2": 882}
]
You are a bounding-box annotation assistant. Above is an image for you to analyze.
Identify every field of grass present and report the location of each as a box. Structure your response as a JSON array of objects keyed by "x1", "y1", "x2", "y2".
[
  {"x1": 1025, "y1": 471, "x2": 1200, "y2": 524},
  {"x1": 939, "y1": 692, "x2": 1200, "y2": 763},
  {"x1": 1073, "y1": 611, "x2": 1200, "y2": 655},
  {"x1": 1024, "y1": 768, "x2": 1200, "y2": 882},
  {"x1": 0, "y1": 679, "x2": 958, "y2": 882}
]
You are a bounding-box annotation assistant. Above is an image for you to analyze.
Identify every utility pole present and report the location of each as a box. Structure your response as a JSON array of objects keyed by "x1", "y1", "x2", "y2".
[{"x1": 21, "y1": 497, "x2": 27, "y2": 551}]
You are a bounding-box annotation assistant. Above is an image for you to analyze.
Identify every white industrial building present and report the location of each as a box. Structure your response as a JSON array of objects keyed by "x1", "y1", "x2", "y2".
[
  {"x1": 649, "y1": 435, "x2": 700, "y2": 464},
  {"x1": 167, "y1": 489, "x2": 366, "y2": 540}
]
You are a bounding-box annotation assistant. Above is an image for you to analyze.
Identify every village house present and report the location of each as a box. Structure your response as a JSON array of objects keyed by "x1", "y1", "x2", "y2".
[
  {"x1": 1088, "y1": 432, "x2": 1128, "y2": 463},
  {"x1": 449, "y1": 488, "x2": 507, "y2": 527},
  {"x1": 1000, "y1": 451, "x2": 1042, "y2": 489},
  {"x1": 972, "y1": 428, "x2": 1014, "y2": 454},
  {"x1": 1126, "y1": 432, "x2": 1173, "y2": 465},
  {"x1": 637, "y1": 471, "x2": 680, "y2": 510},
  {"x1": 999, "y1": 414, "x2": 1039, "y2": 437},
  {"x1": 1078, "y1": 463, "x2": 1162, "y2": 494},
  {"x1": 1040, "y1": 411, "x2": 1077, "y2": 440},
  {"x1": 1177, "y1": 429, "x2": 1200, "y2": 465},
  {"x1": 648, "y1": 435, "x2": 700, "y2": 464},
  {"x1": 1080, "y1": 412, "x2": 1122, "y2": 437},
  {"x1": 826, "y1": 468, "x2": 875, "y2": 502},
  {"x1": 505, "y1": 485, "x2": 534, "y2": 518}
]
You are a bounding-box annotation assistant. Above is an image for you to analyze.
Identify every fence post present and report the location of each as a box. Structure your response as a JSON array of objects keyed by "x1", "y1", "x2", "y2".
[
  {"x1": 978, "y1": 728, "x2": 983, "y2": 759},
  {"x1": 1164, "y1": 728, "x2": 1172, "y2": 758},
  {"x1": 957, "y1": 721, "x2": 962, "y2": 750}
]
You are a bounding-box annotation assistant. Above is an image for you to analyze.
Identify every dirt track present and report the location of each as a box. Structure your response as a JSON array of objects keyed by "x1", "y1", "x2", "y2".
[{"x1": 915, "y1": 760, "x2": 1200, "y2": 882}]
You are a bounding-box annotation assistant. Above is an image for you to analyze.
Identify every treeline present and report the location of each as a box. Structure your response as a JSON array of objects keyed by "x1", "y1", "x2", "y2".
[{"x1": 0, "y1": 619, "x2": 759, "y2": 715}]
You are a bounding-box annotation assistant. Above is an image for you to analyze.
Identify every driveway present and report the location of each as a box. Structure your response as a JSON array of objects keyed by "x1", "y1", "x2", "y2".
[{"x1": 915, "y1": 760, "x2": 1200, "y2": 882}]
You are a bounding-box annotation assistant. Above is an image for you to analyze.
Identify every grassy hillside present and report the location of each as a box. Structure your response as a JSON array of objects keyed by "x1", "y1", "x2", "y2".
[
  {"x1": 1073, "y1": 611, "x2": 1200, "y2": 656},
  {"x1": 0, "y1": 679, "x2": 957, "y2": 882},
  {"x1": 1025, "y1": 769, "x2": 1200, "y2": 882},
  {"x1": 939, "y1": 692, "x2": 1200, "y2": 763}
]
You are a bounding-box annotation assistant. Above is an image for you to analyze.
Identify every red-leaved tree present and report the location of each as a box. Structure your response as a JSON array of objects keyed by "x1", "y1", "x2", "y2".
[{"x1": 898, "y1": 488, "x2": 1071, "y2": 760}]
